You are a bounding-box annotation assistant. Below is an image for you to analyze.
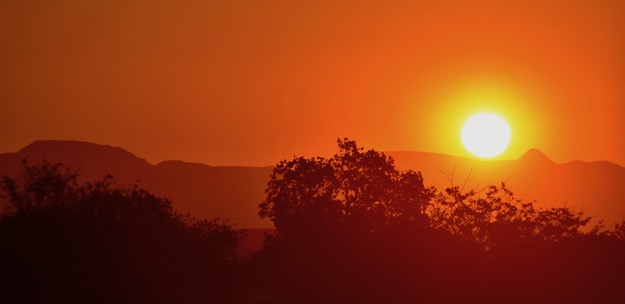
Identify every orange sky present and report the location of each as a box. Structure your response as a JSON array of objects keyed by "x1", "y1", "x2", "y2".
[{"x1": 1, "y1": 0, "x2": 624, "y2": 166}]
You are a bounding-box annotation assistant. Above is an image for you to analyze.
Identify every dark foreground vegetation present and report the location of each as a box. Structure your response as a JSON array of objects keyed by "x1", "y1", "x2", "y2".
[{"x1": 1, "y1": 139, "x2": 624, "y2": 303}]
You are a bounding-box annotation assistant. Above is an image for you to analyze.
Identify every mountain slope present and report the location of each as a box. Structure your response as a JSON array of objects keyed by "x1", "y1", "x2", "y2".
[{"x1": 0, "y1": 141, "x2": 273, "y2": 228}]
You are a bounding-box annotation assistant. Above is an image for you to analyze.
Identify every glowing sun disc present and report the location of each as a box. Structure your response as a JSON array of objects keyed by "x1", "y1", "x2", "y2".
[{"x1": 461, "y1": 113, "x2": 511, "y2": 158}]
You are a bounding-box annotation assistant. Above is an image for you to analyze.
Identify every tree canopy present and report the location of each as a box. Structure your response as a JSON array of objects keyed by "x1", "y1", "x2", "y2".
[
  {"x1": 259, "y1": 138, "x2": 433, "y2": 237},
  {"x1": 256, "y1": 139, "x2": 625, "y2": 303},
  {"x1": 428, "y1": 183, "x2": 593, "y2": 250}
]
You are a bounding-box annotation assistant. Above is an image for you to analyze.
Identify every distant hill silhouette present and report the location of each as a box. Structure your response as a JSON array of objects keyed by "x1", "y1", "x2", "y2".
[
  {"x1": 0, "y1": 141, "x2": 273, "y2": 228},
  {"x1": 1, "y1": 140, "x2": 624, "y2": 228}
]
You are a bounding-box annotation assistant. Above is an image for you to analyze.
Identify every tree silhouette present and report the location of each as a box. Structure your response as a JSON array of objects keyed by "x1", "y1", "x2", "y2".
[
  {"x1": 255, "y1": 139, "x2": 625, "y2": 303},
  {"x1": 259, "y1": 138, "x2": 433, "y2": 238},
  {"x1": 3, "y1": 146, "x2": 625, "y2": 303},
  {"x1": 256, "y1": 139, "x2": 466, "y2": 303},
  {"x1": 428, "y1": 183, "x2": 592, "y2": 250},
  {"x1": 0, "y1": 160, "x2": 239, "y2": 303}
]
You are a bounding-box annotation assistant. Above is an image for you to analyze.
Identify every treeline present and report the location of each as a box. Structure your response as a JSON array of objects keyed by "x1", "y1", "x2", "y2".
[{"x1": 1, "y1": 140, "x2": 624, "y2": 303}]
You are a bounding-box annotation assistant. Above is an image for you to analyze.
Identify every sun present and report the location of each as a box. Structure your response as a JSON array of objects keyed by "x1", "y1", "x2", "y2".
[{"x1": 461, "y1": 113, "x2": 511, "y2": 158}]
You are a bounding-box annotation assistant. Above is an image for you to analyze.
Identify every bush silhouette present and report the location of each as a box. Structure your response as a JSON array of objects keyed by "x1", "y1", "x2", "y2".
[
  {"x1": 0, "y1": 160, "x2": 239, "y2": 303},
  {"x1": 428, "y1": 183, "x2": 592, "y2": 250}
]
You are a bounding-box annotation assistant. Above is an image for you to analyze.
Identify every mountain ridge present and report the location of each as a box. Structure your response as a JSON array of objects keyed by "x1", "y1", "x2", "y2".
[
  {"x1": 1, "y1": 140, "x2": 624, "y2": 228},
  {"x1": 19, "y1": 140, "x2": 624, "y2": 169},
  {"x1": 0, "y1": 140, "x2": 274, "y2": 228}
]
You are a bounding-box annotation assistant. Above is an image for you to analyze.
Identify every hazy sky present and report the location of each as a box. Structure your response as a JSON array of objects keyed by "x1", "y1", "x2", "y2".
[{"x1": 2, "y1": 0, "x2": 624, "y2": 166}]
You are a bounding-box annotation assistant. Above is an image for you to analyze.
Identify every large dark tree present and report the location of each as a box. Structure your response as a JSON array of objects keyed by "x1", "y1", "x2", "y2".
[
  {"x1": 256, "y1": 139, "x2": 461, "y2": 303},
  {"x1": 259, "y1": 138, "x2": 433, "y2": 237}
]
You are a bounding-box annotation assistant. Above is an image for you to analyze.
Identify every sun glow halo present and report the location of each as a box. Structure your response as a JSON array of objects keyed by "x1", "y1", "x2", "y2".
[{"x1": 461, "y1": 113, "x2": 511, "y2": 158}]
